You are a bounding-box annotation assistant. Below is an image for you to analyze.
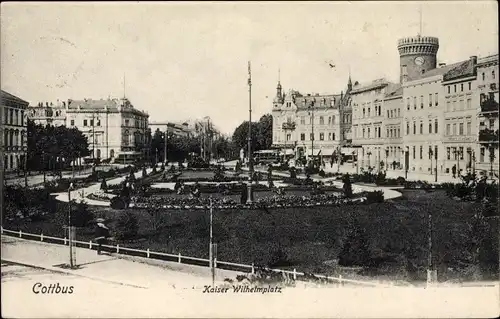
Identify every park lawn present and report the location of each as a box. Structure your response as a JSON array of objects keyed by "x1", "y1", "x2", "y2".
[{"x1": 6, "y1": 189, "x2": 497, "y2": 283}]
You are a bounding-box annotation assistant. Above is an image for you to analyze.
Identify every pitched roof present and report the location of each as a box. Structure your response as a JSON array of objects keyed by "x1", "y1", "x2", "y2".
[
  {"x1": 443, "y1": 59, "x2": 475, "y2": 82},
  {"x1": 67, "y1": 98, "x2": 121, "y2": 111},
  {"x1": 1, "y1": 90, "x2": 29, "y2": 105},
  {"x1": 384, "y1": 83, "x2": 403, "y2": 99},
  {"x1": 409, "y1": 61, "x2": 464, "y2": 81},
  {"x1": 350, "y1": 78, "x2": 390, "y2": 94}
]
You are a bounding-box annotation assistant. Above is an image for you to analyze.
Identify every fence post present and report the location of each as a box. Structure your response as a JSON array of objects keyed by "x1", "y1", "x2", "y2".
[
  {"x1": 19, "y1": 230, "x2": 22, "y2": 238},
  {"x1": 293, "y1": 268, "x2": 297, "y2": 280},
  {"x1": 251, "y1": 263, "x2": 255, "y2": 275},
  {"x1": 116, "y1": 245, "x2": 120, "y2": 253},
  {"x1": 147, "y1": 248, "x2": 150, "y2": 258},
  {"x1": 178, "y1": 253, "x2": 181, "y2": 263},
  {"x1": 89, "y1": 241, "x2": 92, "y2": 249},
  {"x1": 64, "y1": 237, "x2": 67, "y2": 245},
  {"x1": 40, "y1": 233, "x2": 44, "y2": 242}
]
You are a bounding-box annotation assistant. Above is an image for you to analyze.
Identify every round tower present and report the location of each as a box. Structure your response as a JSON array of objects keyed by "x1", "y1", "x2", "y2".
[{"x1": 397, "y1": 35, "x2": 439, "y2": 83}]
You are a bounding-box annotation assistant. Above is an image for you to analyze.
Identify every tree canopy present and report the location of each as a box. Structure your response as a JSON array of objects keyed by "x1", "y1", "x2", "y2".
[
  {"x1": 27, "y1": 120, "x2": 90, "y2": 170},
  {"x1": 232, "y1": 114, "x2": 273, "y2": 152}
]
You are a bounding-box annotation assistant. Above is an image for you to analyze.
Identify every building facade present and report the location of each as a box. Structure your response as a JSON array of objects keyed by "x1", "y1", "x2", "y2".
[
  {"x1": 28, "y1": 100, "x2": 67, "y2": 127},
  {"x1": 271, "y1": 79, "x2": 351, "y2": 159},
  {"x1": 64, "y1": 97, "x2": 149, "y2": 161},
  {"x1": 351, "y1": 78, "x2": 396, "y2": 170},
  {"x1": 1, "y1": 90, "x2": 29, "y2": 172},
  {"x1": 476, "y1": 54, "x2": 499, "y2": 176},
  {"x1": 149, "y1": 122, "x2": 193, "y2": 138}
]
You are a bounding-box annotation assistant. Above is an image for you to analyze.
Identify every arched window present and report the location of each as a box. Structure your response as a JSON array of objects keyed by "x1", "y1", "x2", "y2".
[
  {"x1": 493, "y1": 70, "x2": 496, "y2": 80},
  {"x1": 96, "y1": 149, "x2": 101, "y2": 159},
  {"x1": 332, "y1": 116, "x2": 335, "y2": 124},
  {"x1": 482, "y1": 72, "x2": 485, "y2": 81},
  {"x1": 123, "y1": 130, "x2": 130, "y2": 146}
]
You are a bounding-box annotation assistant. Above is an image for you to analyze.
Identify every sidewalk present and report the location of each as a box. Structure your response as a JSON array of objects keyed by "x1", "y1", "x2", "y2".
[
  {"x1": 52, "y1": 167, "x2": 155, "y2": 206},
  {"x1": 1, "y1": 235, "x2": 237, "y2": 290}
]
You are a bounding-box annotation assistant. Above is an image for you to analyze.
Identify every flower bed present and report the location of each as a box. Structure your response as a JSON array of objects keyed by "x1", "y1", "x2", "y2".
[{"x1": 130, "y1": 192, "x2": 367, "y2": 210}]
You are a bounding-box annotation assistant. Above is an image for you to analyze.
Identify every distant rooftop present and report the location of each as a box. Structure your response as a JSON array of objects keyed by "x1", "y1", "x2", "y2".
[{"x1": 1, "y1": 90, "x2": 29, "y2": 106}]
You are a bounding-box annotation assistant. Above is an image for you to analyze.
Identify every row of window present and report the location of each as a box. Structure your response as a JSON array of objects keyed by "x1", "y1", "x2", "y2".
[
  {"x1": 479, "y1": 70, "x2": 496, "y2": 82},
  {"x1": 358, "y1": 104, "x2": 383, "y2": 119},
  {"x1": 409, "y1": 145, "x2": 439, "y2": 160},
  {"x1": 3, "y1": 129, "x2": 25, "y2": 148},
  {"x1": 295, "y1": 132, "x2": 337, "y2": 141},
  {"x1": 406, "y1": 120, "x2": 439, "y2": 135},
  {"x1": 445, "y1": 98, "x2": 472, "y2": 112},
  {"x1": 386, "y1": 108, "x2": 401, "y2": 119},
  {"x1": 3, "y1": 108, "x2": 25, "y2": 126},
  {"x1": 406, "y1": 93, "x2": 439, "y2": 110},
  {"x1": 298, "y1": 115, "x2": 337, "y2": 126},
  {"x1": 446, "y1": 82, "x2": 473, "y2": 94},
  {"x1": 445, "y1": 121, "x2": 473, "y2": 136}
]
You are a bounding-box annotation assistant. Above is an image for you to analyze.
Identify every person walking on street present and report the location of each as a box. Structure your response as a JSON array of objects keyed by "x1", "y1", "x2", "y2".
[
  {"x1": 452, "y1": 164, "x2": 457, "y2": 179},
  {"x1": 95, "y1": 219, "x2": 110, "y2": 255}
]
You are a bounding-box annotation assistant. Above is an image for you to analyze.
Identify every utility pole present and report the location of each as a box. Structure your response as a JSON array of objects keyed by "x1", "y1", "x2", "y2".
[
  {"x1": 164, "y1": 128, "x2": 168, "y2": 165},
  {"x1": 209, "y1": 198, "x2": 215, "y2": 285},
  {"x1": 427, "y1": 209, "x2": 436, "y2": 286},
  {"x1": 92, "y1": 112, "x2": 95, "y2": 160},
  {"x1": 310, "y1": 105, "x2": 314, "y2": 160},
  {"x1": 68, "y1": 183, "x2": 74, "y2": 268},
  {"x1": 247, "y1": 61, "x2": 253, "y2": 204}
]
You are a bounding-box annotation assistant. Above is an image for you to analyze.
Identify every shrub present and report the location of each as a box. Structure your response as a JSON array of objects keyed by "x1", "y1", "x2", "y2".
[
  {"x1": 100, "y1": 178, "x2": 108, "y2": 191},
  {"x1": 318, "y1": 169, "x2": 326, "y2": 178},
  {"x1": 342, "y1": 174, "x2": 353, "y2": 198},
  {"x1": 110, "y1": 196, "x2": 127, "y2": 209},
  {"x1": 365, "y1": 190, "x2": 384, "y2": 204},
  {"x1": 114, "y1": 211, "x2": 139, "y2": 240},
  {"x1": 70, "y1": 201, "x2": 94, "y2": 227},
  {"x1": 338, "y1": 222, "x2": 371, "y2": 267}
]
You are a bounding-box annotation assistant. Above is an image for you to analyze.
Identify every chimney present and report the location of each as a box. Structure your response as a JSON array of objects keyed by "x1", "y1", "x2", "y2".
[
  {"x1": 470, "y1": 55, "x2": 477, "y2": 65},
  {"x1": 439, "y1": 63, "x2": 447, "y2": 68}
]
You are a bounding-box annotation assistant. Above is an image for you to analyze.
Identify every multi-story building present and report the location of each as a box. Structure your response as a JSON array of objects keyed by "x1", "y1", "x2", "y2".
[
  {"x1": 476, "y1": 54, "x2": 499, "y2": 176},
  {"x1": 383, "y1": 83, "x2": 404, "y2": 169},
  {"x1": 65, "y1": 97, "x2": 149, "y2": 161},
  {"x1": 1, "y1": 90, "x2": 29, "y2": 172},
  {"x1": 271, "y1": 79, "x2": 351, "y2": 159},
  {"x1": 441, "y1": 56, "x2": 479, "y2": 176},
  {"x1": 149, "y1": 121, "x2": 193, "y2": 138},
  {"x1": 28, "y1": 100, "x2": 67, "y2": 127},
  {"x1": 351, "y1": 78, "x2": 395, "y2": 170}
]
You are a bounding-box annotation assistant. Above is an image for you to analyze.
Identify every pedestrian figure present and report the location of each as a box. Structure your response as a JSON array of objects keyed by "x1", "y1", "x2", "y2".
[
  {"x1": 452, "y1": 164, "x2": 457, "y2": 178},
  {"x1": 240, "y1": 183, "x2": 248, "y2": 204},
  {"x1": 95, "y1": 219, "x2": 110, "y2": 255}
]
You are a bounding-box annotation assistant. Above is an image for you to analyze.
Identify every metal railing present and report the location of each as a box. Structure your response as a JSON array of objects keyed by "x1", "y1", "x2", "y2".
[{"x1": 0, "y1": 227, "x2": 391, "y2": 287}]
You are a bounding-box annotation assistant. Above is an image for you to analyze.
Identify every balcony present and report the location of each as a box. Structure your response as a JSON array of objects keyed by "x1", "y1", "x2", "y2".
[
  {"x1": 282, "y1": 121, "x2": 296, "y2": 131},
  {"x1": 478, "y1": 128, "x2": 499, "y2": 144},
  {"x1": 480, "y1": 98, "x2": 499, "y2": 114}
]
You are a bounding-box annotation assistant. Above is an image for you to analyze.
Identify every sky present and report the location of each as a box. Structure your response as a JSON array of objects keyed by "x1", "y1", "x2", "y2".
[{"x1": 1, "y1": 1, "x2": 498, "y2": 134}]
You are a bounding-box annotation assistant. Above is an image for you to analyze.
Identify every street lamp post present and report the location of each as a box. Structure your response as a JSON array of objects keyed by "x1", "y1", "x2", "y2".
[
  {"x1": 68, "y1": 182, "x2": 74, "y2": 268},
  {"x1": 405, "y1": 146, "x2": 409, "y2": 179},
  {"x1": 247, "y1": 61, "x2": 253, "y2": 204},
  {"x1": 164, "y1": 128, "x2": 168, "y2": 166}
]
